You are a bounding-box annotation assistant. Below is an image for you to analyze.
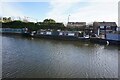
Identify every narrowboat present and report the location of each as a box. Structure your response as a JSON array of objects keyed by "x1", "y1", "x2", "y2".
[{"x1": 34, "y1": 30, "x2": 89, "y2": 41}]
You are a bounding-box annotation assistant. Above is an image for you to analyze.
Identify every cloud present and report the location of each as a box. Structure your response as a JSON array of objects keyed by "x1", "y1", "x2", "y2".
[
  {"x1": 1, "y1": 0, "x2": 48, "y2": 2},
  {"x1": 1, "y1": 0, "x2": 119, "y2": 2},
  {"x1": 45, "y1": 0, "x2": 82, "y2": 24},
  {"x1": 46, "y1": 0, "x2": 119, "y2": 25},
  {"x1": 0, "y1": 0, "x2": 119, "y2": 25},
  {"x1": 0, "y1": 2, "x2": 24, "y2": 18},
  {"x1": 0, "y1": 2, "x2": 2, "y2": 16},
  {"x1": 118, "y1": 1, "x2": 120, "y2": 26},
  {"x1": 70, "y1": 2, "x2": 118, "y2": 23}
]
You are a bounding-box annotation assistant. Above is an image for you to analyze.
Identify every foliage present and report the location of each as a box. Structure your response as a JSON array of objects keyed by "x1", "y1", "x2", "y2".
[
  {"x1": 0, "y1": 17, "x2": 12, "y2": 22},
  {"x1": 2, "y1": 18, "x2": 86, "y2": 31},
  {"x1": 43, "y1": 19, "x2": 56, "y2": 23},
  {"x1": 2, "y1": 19, "x2": 65, "y2": 31}
]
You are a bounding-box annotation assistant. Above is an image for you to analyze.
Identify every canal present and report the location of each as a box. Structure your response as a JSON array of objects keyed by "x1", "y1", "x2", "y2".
[{"x1": 1, "y1": 35, "x2": 119, "y2": 78}]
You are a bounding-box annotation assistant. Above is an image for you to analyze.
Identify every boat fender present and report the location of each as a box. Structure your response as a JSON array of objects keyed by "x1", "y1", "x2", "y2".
[{"x1": 106, "y1": 41, "x2": 109, "y2": 45}]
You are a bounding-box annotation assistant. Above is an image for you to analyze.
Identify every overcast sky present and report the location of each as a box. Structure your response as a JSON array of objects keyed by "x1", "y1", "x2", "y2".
[{"x1": 0, "y1": 0, "x2": 119, "y2": 25}]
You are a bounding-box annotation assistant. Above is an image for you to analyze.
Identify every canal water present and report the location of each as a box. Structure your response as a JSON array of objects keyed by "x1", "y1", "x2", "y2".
[{"x1": 1, "y1": 35, "x2": 119, "y2": 78}]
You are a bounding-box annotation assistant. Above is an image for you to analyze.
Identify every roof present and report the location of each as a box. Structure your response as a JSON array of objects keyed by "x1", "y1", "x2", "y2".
[
  {"x1": 94, "y1": 22, "x2": 117, "y2": 26},
  {"x1": 68, "y1": 22, "x2": 86, "y2": 25}
]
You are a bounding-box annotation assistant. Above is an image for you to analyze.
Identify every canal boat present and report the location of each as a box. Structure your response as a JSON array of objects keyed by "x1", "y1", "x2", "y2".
[
  {"x1": 90, "y1": 33, "x2": 120, "y2": 45},
  {"x1": 106, "y1": 33, "x2": 120, "y2": 45},
  {"x1": 0, "y1": 28, "x2": 30, "y2": 37},
  {"x1": 34, "y1": 30, "x2": 89, "y2": 41}
]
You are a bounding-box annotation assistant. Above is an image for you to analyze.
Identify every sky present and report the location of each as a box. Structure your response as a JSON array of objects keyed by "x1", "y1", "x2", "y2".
[{"x1": 0, "y1": 0, "x2": 119, "y2": 25}]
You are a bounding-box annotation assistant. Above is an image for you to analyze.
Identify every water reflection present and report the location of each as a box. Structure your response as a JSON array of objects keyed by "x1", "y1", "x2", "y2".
[{"x1": 2, "y1": 35, "x2": 118, "y2": 78}]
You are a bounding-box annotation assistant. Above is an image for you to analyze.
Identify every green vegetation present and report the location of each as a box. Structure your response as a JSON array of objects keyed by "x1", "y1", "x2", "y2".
[
  {"x1": 1, "y1": 18, "x2": 86, "y2": 31},
  {"x1": 0, "y1": 17, "x2": 12, "y2": 22},
  {"x1": 2, "y1": 18, "x2": 66, "y2": 31},
  {"x1": 43, "y1": 19, "x2": 56, "y2": 23}
]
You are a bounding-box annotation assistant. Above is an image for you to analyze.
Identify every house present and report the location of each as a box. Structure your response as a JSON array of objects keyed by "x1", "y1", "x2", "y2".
[
  {"x1": 93, "y1": 22, "x2": 117, "y2": 36},
  {"x1": 67, "y1": 22, "x2": 86, "y2": 30}
]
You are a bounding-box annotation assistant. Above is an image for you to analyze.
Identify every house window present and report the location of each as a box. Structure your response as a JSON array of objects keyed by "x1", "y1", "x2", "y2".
[
  {"x1": 100, "y1": 26, "x2": 104, "y2": 29},
  {"x1": 68, "y1": 33, "x2": 75, "y2": 36},
  {"x1": 106, "y1": 26, "x2": 110, "y2": 28},
  {"x1": 59, "y1": 32, "x2": 63, "y2": 35},
  {"x1": 46, "y1": 32, "x2": 51, "y2": 35},
  {"x1": 40, "y1": 32, "x2": 44, "y2": 34}
]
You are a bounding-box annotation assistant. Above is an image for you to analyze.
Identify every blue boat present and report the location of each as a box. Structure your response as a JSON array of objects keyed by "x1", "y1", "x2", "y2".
[
  {"x1": 0, "y1": 28, "x2": 30, "y2": 36},
  {"x1": 106, "y1": 33, "x2": 120, "y2": 45}
]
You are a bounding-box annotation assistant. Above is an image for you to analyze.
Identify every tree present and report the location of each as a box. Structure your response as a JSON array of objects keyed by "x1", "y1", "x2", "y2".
[
  {"x1": 0, "y1": 17, "x2": 2, "y2": 22},
  {"x1": 3, "y1": 17, "x2": 7, "y2": 21},
  {"x1": 0, "y1": 17, "x2": 2, "y2": 20},
  {"x1": 2, "y1": 18, "x2": 65, "y2": 31},
  {"x1": 8, "y1": 17, "x2": 12, "y2": 21},
  {"x1": 43, "y1": 19, "x2": 56, "y2": 23}
]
